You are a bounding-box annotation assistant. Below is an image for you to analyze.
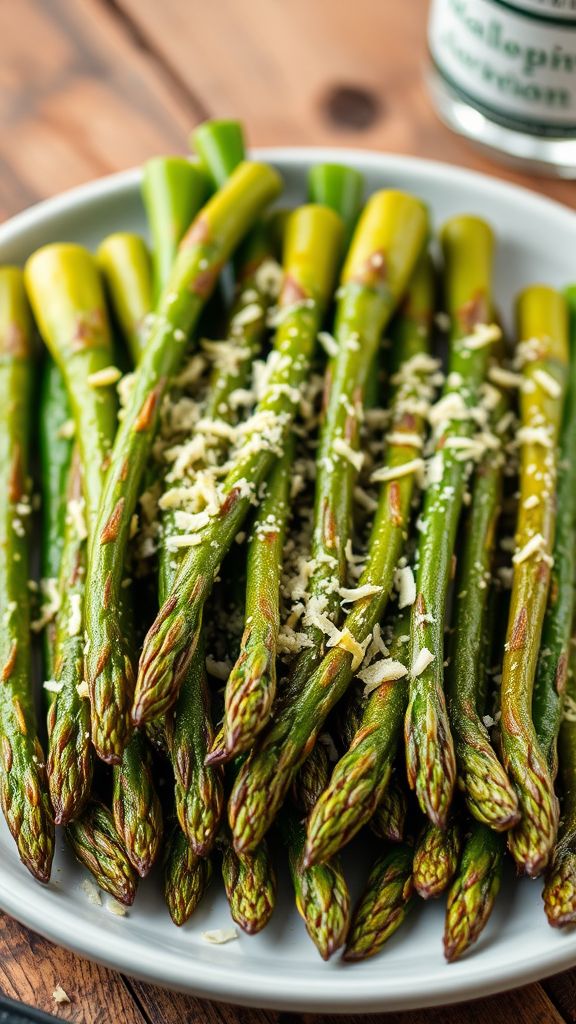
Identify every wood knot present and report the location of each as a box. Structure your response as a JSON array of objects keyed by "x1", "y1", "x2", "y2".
[{"x1": 321, "y1": 85, "x2": 382, "y2": 130}]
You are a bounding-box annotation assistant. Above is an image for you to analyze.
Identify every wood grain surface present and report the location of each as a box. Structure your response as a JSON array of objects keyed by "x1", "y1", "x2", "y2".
[{"x1": 0, "y1": 1, "x2": 574, "y2": 1021}]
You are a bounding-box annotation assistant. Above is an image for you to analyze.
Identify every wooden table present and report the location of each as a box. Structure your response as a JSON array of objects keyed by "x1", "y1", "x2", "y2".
[{"x1": 1, "y1": 1, "x2": 575, "y2": 1021}]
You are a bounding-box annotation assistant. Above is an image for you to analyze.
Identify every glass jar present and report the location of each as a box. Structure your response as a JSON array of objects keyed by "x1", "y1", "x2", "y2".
[{"x1": 427, "y1": 0, "x2": 576, "y2": 178}]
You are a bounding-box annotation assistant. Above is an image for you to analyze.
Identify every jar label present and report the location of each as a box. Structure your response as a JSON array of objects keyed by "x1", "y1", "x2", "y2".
[{"x1": 429, "y1": 0, "x2": 576, "y2": 128}]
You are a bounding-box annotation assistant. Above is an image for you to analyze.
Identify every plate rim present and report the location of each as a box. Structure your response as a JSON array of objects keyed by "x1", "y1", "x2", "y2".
[{"x1": 1, "y1": 146, "x2": 575, "y2": 1012}]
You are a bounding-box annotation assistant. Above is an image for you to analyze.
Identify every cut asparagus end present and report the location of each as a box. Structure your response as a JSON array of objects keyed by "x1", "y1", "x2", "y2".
[
  {"x1": 192, "y1": 119, "x2": 246, "y2": 188},
  {"x1": 96, "y1": 232, "x2": 153, "y2": 364},
  {"x1": 142, "y1": 155, "x2": 210, "y2": 296},
  {"x1": 308, "y1": 163, "x2": 364, "y2": 245}
]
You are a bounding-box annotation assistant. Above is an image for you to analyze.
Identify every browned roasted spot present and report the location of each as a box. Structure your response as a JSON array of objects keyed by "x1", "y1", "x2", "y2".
[
  {"x1": 264, "y1": 531, "x2": 279, "y2": 547},
  {"x1": 303, "y1": 734, "x2": 317, "y2": 758},
  {"x1": 103, "y1": 571, "x2": 113, "y2": 610},
  {"x1": 101, "y1": 454, "x2": 111, "y2": 474},
  {"x1": 119, "y1": 458, "x2": 129, "y2": 482},
  {"x1": 4, "y1": 323, "x2": 27, "y2": 358},
  {"x1": 388, "y1": 481, "x2": 403, "y2": 526},
  {"x1": 149, "y1": 594, "x2": 178, "y2": 636},
  {"x1": 322, "y1": 366, "x2": 333, "y2": 413},
  {"x1": 509, "y1": 606, "x2": 528, "y2": 652},
  {"x1": 189, "y1": 265, "x2": 219, "y2": 298},
  {"x1": 8, "y1": 446, "x2": 23, "y2": 504},
  {"x1": 100, "y1": 498, "x2": 125, "y2": 545},
  {"x1": 71, "y1": 309, "x2": 105, "y2": 351},
  {"x1": 450, "y1": 553, "x2": 457, "y2": 580},
  {"x1": 1, "y1": 736, "x2": 13, "y2": 773},
  {"x1": 549, "y1": 574, "x2": 559, "y2": 608},
  {"x1": 220, "y1": 488, "x2": 240, "y2": 517},
  {"x1": 397, "y1": 411, "x2": 417, "y2": 433},
  {"x1": 459, "y1": 292, "x2": 488, "y2": 334},
  {"x1": 280, "y1": 274, "x2": 306, "y2": 308},
  {"x1": 95, "y1": 643, "x2": 112, "y2": 679},
  {"x1": 556, "y1": 651, "x2": 568, "y2": 695},
  {"x1": 134, "y1": 382, "x2": 163, "y2": 433},
  {"x1": 12, "y1": 697, "x2": 27, "y2": 735},
  {"x1": 349, "y1": 724, "x2": 379, "y2": 750},
  {"x1": 1, "y1": 641, "x2": 18, "y2": 682},
  {"x1": 320, "y1": 653, "x2": 343, "y2": 689},
  {"x1": 323, "y1": 497, "x2": 337, "y2": 548},
  {"x1": 181, "y1": 215, "x2": 210, "y2": 248},
  {"x1": 415, "y1": 593, "x2": 426, "y2": 618},
  {"x1": 537, "y1": 560, "x2": 550, "y2": 585}
]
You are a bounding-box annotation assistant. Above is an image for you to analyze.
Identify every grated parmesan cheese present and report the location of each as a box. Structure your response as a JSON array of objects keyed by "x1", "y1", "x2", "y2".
[
  {"x1": 512, "y1": 532, "x2": 552, "y2": 566},
  {"x1": 77, "y1": 680, "x2": 89, "y2": 699},
  {"x1": 357, "y1": 658, "x2": 408, "y2": 696},
  {"x1": 488, "y1": 366, "x2": 524, "y2": 389},
  {"x1": 516, "y1": 425, "x2": 553, "y2": 449},
  {"x1": 317, "y1": 331, "x2": 339, "y2": 358},
  {"x1": 339, "y1": 583, "x2": 383, "y2": 604},
  {"x1": 411, "y1": 647, "x2": 435, "y2": 677},
  {"x1": 460, "y1": 322, "x2": 501, "y2": 350},
  {"x1": 332, "y1": 437, "x2": 364, "y2": 473},
  {"x1": 52, "y1": 986, "x2": 71, "y2": 1005},
  {"x1": 31, "y1": 577, "x2": 61, "y2": 633},
  {"x1": 533, "y1": 368, "x2": 562, "y2": 398},
  {"x1": 57, "y1": 418, "x2": 75, "y2": 440},
  {"x1": 386, "y1": 431, "x2": 423, "y2": 449},
  {"x1": 371, "y1": 458, "x2": 425, "y2": 484},
  {"x1": 107, "y1": 898, "x2": 127, "y2": 917},
  {"x1": 201, "y1": 928, "x2": 238, "y2": 945},
  {"x1": 80, "y1": 877, "x2": 102, "y2": 906},
  {"x1": 87, "y1": 365, "x2": 122, "y2": 388},
  {"x1": 68, "y1": 594, "x2": 82, "y2": 637},
  {"x1": 395, "y1": 565, "x2": 416, "y2": 609},
  {"x1": 326, "y1": 627, "x2": 366, "y2": 671},
  {"x1": 43, "y1": 679, "x2": 63, "y2": 694}
]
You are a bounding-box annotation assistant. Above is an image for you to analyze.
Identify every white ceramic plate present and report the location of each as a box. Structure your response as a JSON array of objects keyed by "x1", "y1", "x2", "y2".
[{"x1": 1, "y1": 149, "x2": 575, "y2": 1013}]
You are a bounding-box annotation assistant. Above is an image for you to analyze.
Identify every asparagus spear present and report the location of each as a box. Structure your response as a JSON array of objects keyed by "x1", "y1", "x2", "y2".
[
  {"x1": 78, "y1": 161, "x2": 281, "y2": 762},
  {"x1": 542, "y1": 644, "x2": 576, "y2": 927},
  {"x1": 308, "y1": 162, "x2": 364, "y2": 246},
  {"x1": 163, "y1": 218, "x2": 283, "y2": 851},
  {"x1": 446, "y1": 360, "x2": 520, "y2": 831},
  {"x1": 405, "y1": 216, "x2": 499, "y2": 829},
  {"x1": 501, "y1": 285, "x2": 568, "y2": 876},
  {"x1": 343, "y1": 845, "x2": 415, "y2": 962},
  {"x1": 38, "y1": 358, "x2": 73, "y2": 681},
  {"x1": 193, "y1": 119, "x2": 246, "y2": 189},
  {"x1": 135, "y1": 203, "x2": 343, "y2": 725},
  {"x1": 304, "y1": 610, "x2": 411, "y2": 866},
  {"x1": 97, "y1": 233, "x2": 154, "y2": 364},
  {"x1": 282, "y1": 807, "x2": 350, "y2": 960},
  {"x1": 286, "y1": 191, "x2": 428, "y2": 709},
  {"x1": 142, "y1": 156, "x2": 210, "y2": 297},
  {"x1": 0, "y1": 267, "x2": 54, "y2": 883},
  {"x1": 444, "y1": 822, "x2": 504, "y2": 961},
  {"x1": 532, "y1": 284, "x2": 576, "y2": 778},
  {"x1": 412, "y1": 818, "x2": 461, "y2": 899},
  {"x1": 292, "y1": 741, "x2": 331, "y2": 815},
  {"x1": 221, "y1": 835, "x2": 277, "y2": 934},
  {"x1": 66, "y1": 802, "x2": 138, "y2": 906},
  {"x1": 46, "y1": 448, "x2": 92, "y2": 824},
  {"x1": 218, "y1": 440, "x2": 293, "y2": 759},
  {"x1": 164, "y1": 824, "x2": 213, "y2": 927},
  {"x1": 230, "y1": 247, "x2": 435, "y2": 857},
  {"x1": 112, "y1": 729, "x2": 163, "y2": 878}
]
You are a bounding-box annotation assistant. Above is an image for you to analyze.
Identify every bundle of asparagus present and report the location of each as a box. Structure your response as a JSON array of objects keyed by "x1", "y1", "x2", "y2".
[{"x1": 2, "y1": 116, "x2": 576, "y2": 963}]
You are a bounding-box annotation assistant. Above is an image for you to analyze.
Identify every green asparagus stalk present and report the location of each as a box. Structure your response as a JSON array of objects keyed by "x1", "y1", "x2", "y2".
[
  {"x1": 134, "y1": 203, "x2": 342, "y2": 725},
  {"x1": 405, "y1": 216, "x2": 499, "y2": 829},
  {"x1": 112, "y1": 730, "x2": 163, "y2": 878},
  {"x1": 501, "y1": 285, "x2": 568, "y2": 876},
  {"x1": 532, "y1": 284, "x2": 576, "y2": 778},
  {"x1": 163, "y1": 219, "x2": 282, "y2": 852},
  {"x1": 97, "y1": 233, "x2": 154, "y2": 364},
  {"x1": 444, "y1": 822, "x2": 504, "y2": 961},
  {"x1": 166, "y1": 633, "x2": 223, "y2": 856},
  {"x1": 292, "y1": 741, "x2": 331, "y2": 815},
  {"x1": 412, "y1": 818, "x2": 461, "y2": 899},
  {"x1": 142, "y1": 156, "x2": 210, "y2": 297},
  {"x1": 221, "y1": 834, "x2": 277, "y2": 934},
  {"x1": 78, "y1": 161, "x2": 280, "y2": 762},
  {"x1": 308, "y1": 163, "x2": 364, "y2": 245},
  {"x1": 447, "y1": 361, "x2": 519, "y2": 831},
  {"x1": 46, "y1": 448, "x2": 92, "y2": 824},
  {"x1": 193, "y1": 120, "x2": 246, "y2": 190},
  {"x1": 65, "y1": 802, "x2": 138, "y2": 906},
  {"x1": 282, "y1": 807, "x2": 350, "y2": 960},
  {"x1": 304, "y1": 611, "x2": 411, "y2": 866},
  {"x1": 38, "y1": 358, "x2": 73, "y2": 681},
  {"x1": 343, "y1": 845, "x2": 415, "y2": 962},
  {"x1": 218, "y1": 440, "x2": 293, "y2": 759},
  {"x1": 230, "y1": 247, "x2": 435, "y2": 857},
  {"x1": 542, "y1": 646, "x2": 576, "y2": 927},
  {"x1": 164, "y1": 825, "x2": 212, "y2": 926},
  {"x1": 0, "y1": 267, "x2": 54, "y2": 883},
  {"x1": 287, "y1": 191, "x2": 428, "y2": 705},
  {"x1": 370, "y1": 772, "x2": 409, "y2": 843}
]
